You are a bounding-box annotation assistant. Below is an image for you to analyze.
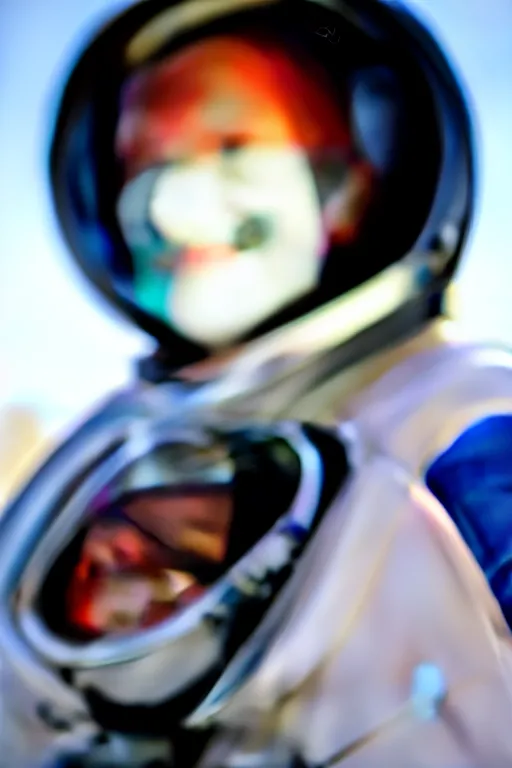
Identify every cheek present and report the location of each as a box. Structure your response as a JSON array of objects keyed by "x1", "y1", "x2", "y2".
[
  {"x1": 131, "y1": 250, "x2": 174, "y2": 323},
  {"x1": 261, "y1": 153, "x2": 328, "y2": 268}
]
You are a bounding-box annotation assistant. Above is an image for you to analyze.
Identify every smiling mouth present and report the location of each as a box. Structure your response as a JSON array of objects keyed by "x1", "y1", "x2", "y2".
[
  {"x1": 155, "y1": 243, "x2": 237, "y2": 272},
  {"x1": 153, "y1": 215, "x2": 274, "y2": 272}
]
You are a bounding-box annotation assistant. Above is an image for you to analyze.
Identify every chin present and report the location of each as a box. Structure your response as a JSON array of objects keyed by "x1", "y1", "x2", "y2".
[
  {"x1": 171, "y1": 291, "x2": 277, "y2": 347},
  {"x1": 170, "y1": 259, "x2": 319, "y2": 348}
]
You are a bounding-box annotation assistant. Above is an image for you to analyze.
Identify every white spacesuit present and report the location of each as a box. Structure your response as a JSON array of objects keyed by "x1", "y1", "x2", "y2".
[{"x1": 2, "y1": 0, "x2": 512, "y2": 766}]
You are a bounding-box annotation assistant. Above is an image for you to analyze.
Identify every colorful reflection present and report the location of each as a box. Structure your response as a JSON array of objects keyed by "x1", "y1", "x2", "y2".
[
  {"x1": 116, "y1": 34, "x2": 374, "y2": 347},
  {"x1": 67, "y1": 489, "x2": 233, "y2": 637}
]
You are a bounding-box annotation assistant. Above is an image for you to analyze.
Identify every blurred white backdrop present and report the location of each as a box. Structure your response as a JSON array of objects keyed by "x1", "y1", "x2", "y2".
[{"x1": 0, "y1": 0, "x2": 511, "y2": 493}]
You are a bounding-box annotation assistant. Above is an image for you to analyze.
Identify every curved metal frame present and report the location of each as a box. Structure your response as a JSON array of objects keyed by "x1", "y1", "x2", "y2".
[{"x1": 4, "y1": 413, "x2": 322, "y2": 676}]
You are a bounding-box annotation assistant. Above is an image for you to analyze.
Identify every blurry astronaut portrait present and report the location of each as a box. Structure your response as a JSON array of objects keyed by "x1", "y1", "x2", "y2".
[
  {"x1": 5, "y1": 0, "x2": 512, "y2": 766},
  {"x1": 114, "y1": 22, "x2": 374, "y2": 347}
]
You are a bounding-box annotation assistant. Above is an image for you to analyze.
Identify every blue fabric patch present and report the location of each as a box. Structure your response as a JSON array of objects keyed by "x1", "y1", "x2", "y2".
[{"x1": 426, "y1": 415, "x2": 512, "y2": 625}]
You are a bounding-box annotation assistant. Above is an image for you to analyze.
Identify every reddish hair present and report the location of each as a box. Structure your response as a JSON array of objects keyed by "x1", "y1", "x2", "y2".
[{"x1": 116, "y1": 34, "x2": 352, "y2": 173}]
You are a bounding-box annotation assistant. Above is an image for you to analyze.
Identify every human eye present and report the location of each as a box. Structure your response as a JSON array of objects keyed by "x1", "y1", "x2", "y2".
[{"x1": 221, "y1": 134, "x2": 250, "y2": 155}]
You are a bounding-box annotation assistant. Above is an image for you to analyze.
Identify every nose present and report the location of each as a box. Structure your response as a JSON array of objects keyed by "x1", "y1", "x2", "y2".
[
  {"x1": 233, "y1": 214, "x2": 274, "y2": 252},
  {"x1": 150, "y1": 158, "x2": 237, "y2": 247}
]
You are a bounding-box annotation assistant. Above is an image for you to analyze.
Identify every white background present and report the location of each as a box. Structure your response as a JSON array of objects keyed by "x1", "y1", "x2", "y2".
[{"x1": 0, "y1": 0, "x2": 511, "y2": 468}]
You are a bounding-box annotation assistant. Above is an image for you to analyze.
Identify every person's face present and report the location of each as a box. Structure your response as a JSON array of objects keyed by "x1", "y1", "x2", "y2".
[
  {"x1": 66, "y1": 489, "x2": 233, "y2": 637},
  {"x1": 115, "y1": 36, "x2": 360, "y2": 347}
]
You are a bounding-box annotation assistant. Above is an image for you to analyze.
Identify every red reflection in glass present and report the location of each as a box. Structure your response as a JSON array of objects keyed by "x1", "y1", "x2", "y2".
[
  {"x1": 66, "y1": 490, "x2": 233, "y2": 637},
  {"x1": 116, "y1": 35, "x2": 352, "y2": 175}
]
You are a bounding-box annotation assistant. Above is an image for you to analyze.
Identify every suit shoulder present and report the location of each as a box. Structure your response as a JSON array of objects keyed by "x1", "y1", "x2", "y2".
[
  {"x1": 353, "y1": 341, "x2": 512, "y2": 474},
  {"x1": 426, "y1": 412, "x2": 512, "y2": 622}
]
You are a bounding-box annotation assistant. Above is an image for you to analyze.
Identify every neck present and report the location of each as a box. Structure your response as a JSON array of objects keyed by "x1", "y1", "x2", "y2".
[
  {"x1": 138, "y1": 257, "x2": 454, "y2": 423},
  {"x1": 141, "y1": 254, "x2": 441, "y2": 387},
  {"x1": 178, "y1": 348, "x2": 243, "y2": 383},
  {"x1": 164, "y1": 302, "x2": 450, "y2": 428}
]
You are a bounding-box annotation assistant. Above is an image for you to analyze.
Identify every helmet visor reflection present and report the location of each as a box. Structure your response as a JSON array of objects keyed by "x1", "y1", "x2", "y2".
[{"x1": 65, "y1": 486, "x2": 233, "y2": 639}]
